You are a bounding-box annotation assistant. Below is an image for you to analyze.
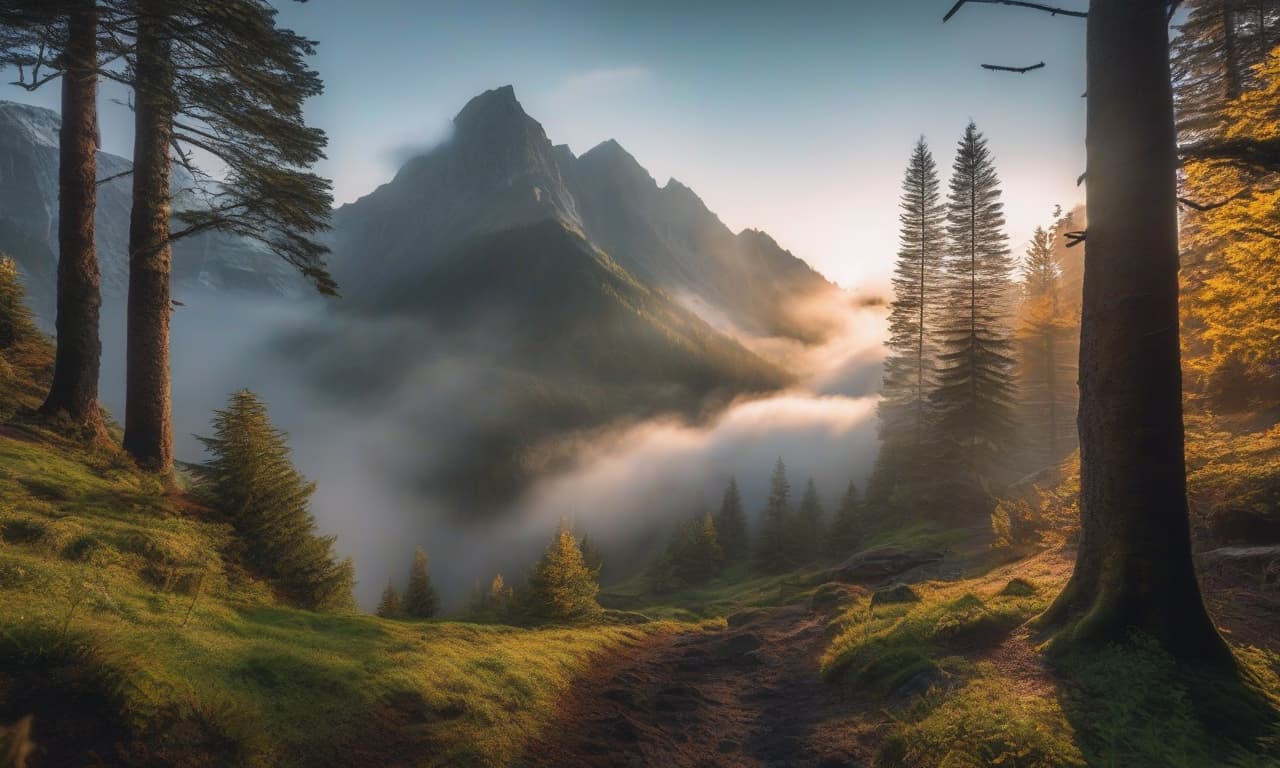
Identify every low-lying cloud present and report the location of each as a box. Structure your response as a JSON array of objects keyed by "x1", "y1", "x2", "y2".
[{"x1": 96, "y1": 285, "x2": 888, "y2": 610}]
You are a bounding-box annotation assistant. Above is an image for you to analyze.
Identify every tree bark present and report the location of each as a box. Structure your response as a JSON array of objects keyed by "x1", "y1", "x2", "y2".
[
  {"x1": 39, "y1": 0, "x2": 101, "y2": 428},
  {"x1": 123, "y1": 3, "x2": 174, "y2": 474},
  {"x1": 1041, "y1": 0, "x2": 1230, "y2": 663}
]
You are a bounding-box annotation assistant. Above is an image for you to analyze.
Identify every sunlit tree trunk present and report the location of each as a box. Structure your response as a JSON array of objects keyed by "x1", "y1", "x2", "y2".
[
  {"x1": 123, "y1": 1, "x2": 175, "y2": 474},
  {"x1": 39, "y1": 0, "x2": 101, "y2": 428},
  {"x1": 1042, "y1": 0, "x2": 1230, "y2": 663}
]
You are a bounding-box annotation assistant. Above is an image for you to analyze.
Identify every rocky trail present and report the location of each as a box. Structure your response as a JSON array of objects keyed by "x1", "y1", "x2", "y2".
[{"x1": 520, "y1": 600, "x2": 886, "y2": 768}]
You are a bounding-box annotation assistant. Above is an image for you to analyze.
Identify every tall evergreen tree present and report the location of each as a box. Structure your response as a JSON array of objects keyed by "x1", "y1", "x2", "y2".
[
  {"x1": 827, "y1": 481, "x2": 865, "y2": 557},
  {"x1": 1, "y1": 1, "x2": 110, "y2": 428},
  {"x1": 876, "y1": 137, "x2": 947, "y2": 501},
  {"x1": 1016, "y1": 211, "x2": 1079, "y2": 466},
  {"x1": 195, "y1": 390, "x2": 354, "y2": 610},
  {"x1": 1042, "y1": 0, "x2": 1229, "y2": 664},
  {"x1": 123, "y1": 0, "x2": 335, "y2": 473},
  {"x1": 524, "y1": 522, "x2": 601, "y2": 623},
  {"x1": 713, "y1": 476, "x2": 748, "y2": 560},
  {"x1": 375, "y1": 581, "x2": 402, "y2": 619},
  {"x1": 403, "y1": 546, "x2": 439, "y2": 619},
  {"x1": 756, "y1": 458, "x2": 792, "y2": 571},
  {"x1": 932, "y1": 122, "x2": 1018, "y2": 511}
]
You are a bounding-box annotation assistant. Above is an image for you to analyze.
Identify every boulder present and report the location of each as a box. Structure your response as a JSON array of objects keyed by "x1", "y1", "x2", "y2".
[{"x1": 822, "y1": 547, "x2": 944, "y2": 585}]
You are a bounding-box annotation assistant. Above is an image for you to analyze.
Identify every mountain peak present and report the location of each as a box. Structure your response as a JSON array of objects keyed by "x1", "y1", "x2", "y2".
[
  {"x1": 453, "y1": 85, "x2": 528, "y2": 134},
  {"x1": 579, "y1": 138, "x2": 653, "y2": 186},
  {"x1": 583, "y1": 138, "x2": 631, "y2": 160}
]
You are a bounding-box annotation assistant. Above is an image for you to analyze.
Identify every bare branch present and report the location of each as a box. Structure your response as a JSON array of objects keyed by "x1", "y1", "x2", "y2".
[
  {"x1": 1064, "y1": 230, "x2": 1087, "y2": 248},
  {"x1": 944, "y1": 0, "x2": 1086, "y2": 23},
  {"x1": 96, "y1": 169, "x2": 133, "y2": 186},
  {"x1": 1177, "y1": 189, "x2": 1250, "y2": 211},
  {"x1": 981, "y1": 61, "x2": 1046, "y2": 73}
]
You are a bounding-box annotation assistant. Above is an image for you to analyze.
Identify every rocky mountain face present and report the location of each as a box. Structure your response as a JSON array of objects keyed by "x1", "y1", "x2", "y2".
[
  {"x1": 330, "y1": 85, "x2": 836, "y2": 340},
  {"x1": 0, "y1": 100, "x2": 305, "y2": 322},
  {"x1": 296, "y1": 86, "x2": 845, "y2": 513}
]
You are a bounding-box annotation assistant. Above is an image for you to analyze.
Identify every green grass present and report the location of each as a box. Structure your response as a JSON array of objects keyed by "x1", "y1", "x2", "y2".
[
  {"x1": 0, "y1": 426, "x2": 685, "y2": 767},
  {"x1": 601, "y1": 560, "x2": 808, "y2": 621},
  {"x1": 821, "y1": 545, "x2": 1280, "y2": 767}
]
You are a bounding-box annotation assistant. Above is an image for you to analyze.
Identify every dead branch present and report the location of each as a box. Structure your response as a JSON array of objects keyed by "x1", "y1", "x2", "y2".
[
  {"x1": 981, "y1": 61, "x2": 1046, "y2": 73},
  {"x1": 944, "y1": 0, "x2": 1087, "y2": 23},
  {"x1": 1064, "y1": 230, "x2": 1087, "y2": 248},
  {"x1": 96, "y1": 169, "x2": 133, "y2": 186}
]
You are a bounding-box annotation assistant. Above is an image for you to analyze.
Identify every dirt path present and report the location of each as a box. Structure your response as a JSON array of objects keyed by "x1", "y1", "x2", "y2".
[{"x1": 519, "y1": 603, "x2": 887, "y2": 768}]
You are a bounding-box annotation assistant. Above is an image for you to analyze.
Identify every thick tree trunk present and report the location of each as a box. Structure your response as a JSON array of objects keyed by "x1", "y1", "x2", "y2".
[
  {"x1": 1042, "y1": 0, "x2": 1230, "y2": 663},
  {"x1": 39, "y1": 0, "x2": 101, "y2": 428},
  {"x1": 123, "y1": 5, "x2": 174, "y2": 474}
]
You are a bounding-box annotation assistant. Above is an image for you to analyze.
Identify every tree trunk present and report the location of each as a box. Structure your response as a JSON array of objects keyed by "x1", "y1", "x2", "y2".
[
  {"x1": 1223, "y1": 0, "x2": 1242, "y2": 99},
  {"x1": 123, "y1": 4, "x2": 174, "y2": 474},
  {"x1": 39, "y1": 0, "x2": 101, "y2": 428},
  {"x1": 1041, "y1": 0, "x2": 1230, "y2": 663}
]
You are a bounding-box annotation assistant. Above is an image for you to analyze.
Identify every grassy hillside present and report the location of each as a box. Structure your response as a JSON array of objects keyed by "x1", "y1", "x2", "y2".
[
  {"x1": 0, "y1": 331, "x2": 689, "y2": 767},
  {"x1": 819, "y1": 424, "x2": 1280, "y2": 768},
  {"x1": 0, "y1": 425, "x2": 687, "y2": 767}
]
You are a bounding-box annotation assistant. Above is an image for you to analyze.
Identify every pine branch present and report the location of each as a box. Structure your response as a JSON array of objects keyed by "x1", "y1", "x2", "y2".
[
  {"x1": 943, "y1": 0, "x2": 1086, "y2": 23},
  {"x1": 981, "y1": 61, "x2": 1046, "y2": 73}
]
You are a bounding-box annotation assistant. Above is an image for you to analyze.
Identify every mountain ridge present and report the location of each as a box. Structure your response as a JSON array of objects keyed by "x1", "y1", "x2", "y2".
[{"x1": 329, "y1": 85, "x2": 837, "y2": 340}]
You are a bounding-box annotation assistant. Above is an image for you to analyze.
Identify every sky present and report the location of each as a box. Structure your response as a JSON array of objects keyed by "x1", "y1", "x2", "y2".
[{"x1": 2, "y1": 0, "x2": 1090, "y2": 289}]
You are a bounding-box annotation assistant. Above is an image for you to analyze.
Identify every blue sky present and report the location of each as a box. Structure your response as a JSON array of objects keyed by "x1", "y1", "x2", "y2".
[{"x1": 3, "y1": 0, "x2": 1090, "y2": 288}]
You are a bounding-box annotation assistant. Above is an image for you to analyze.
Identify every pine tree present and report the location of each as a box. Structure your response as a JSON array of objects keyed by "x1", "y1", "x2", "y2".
[
  {"x1": 488, "y1": 573, "x2": 513, "y2": 614},
  {"x1": 756, "y1": 458, "x2": 792, "y2": 571},
  {"x1": 683, "y1": 512, "x2": 724, "y2": 583},
  {"x1": 827, "y1": 481, "x2": 865, "y2": 557},
  {"x1": 578, "y1": 534, "x2": 604, "y2": 579},
  {"x1": 0, "y1": 256, "x2": 36, "y2": 351},
  {"x1": 403, "y1": 546, "x2": 439, "y2": 619},
  {"x1": 195, "y1": 390, "x2": 354, "y2": 610},
  {"x1": 932, "y1": 122, "x2": 1018, "y2": 512},
  {"x1": 1176, "y1": 15, "x2": 1280, "y2": 407},
  {"x1": 1016, "y1": 211, "x2": 1079, "y2": 466},
  {"x1": 654, "y1": 511, "x2": 725, "y2": 589},
  {"x1": 1043, "y1": 0, "x2": 1229, "y2": 664},
  {"x1": 1172, "y1": 0, "x2": 1280, "y2": 142},
  {"x1": 123, "y1": 0, "x2": 335, "y2": 474},
  {"x1": 1, "y1": 1, "x2": 109, "y2": 428},
  {"x1": 875, "y1": 138, "x2": 947, "y2": 502},
  {"x1": 713, "y1": 476, "x2": 748, "y2": 560},
  {"x1": 375, "y1": 581, "x2": 402, "y2": 619},
  {"x1": 524, "y1": 523, "x2": 601, "y2": 623},
  {"x1": 789, "y1": 479, "x2": 825, "y2": 562}
]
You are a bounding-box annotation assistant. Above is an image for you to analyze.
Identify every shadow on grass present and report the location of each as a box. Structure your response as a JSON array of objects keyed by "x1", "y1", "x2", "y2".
[
  {"x1": 0, "y1": 623, "x2": 132, "y2": 767},
  {"x1": 1051, "y1": 634, "x2": 1280, "y2": 767}
]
